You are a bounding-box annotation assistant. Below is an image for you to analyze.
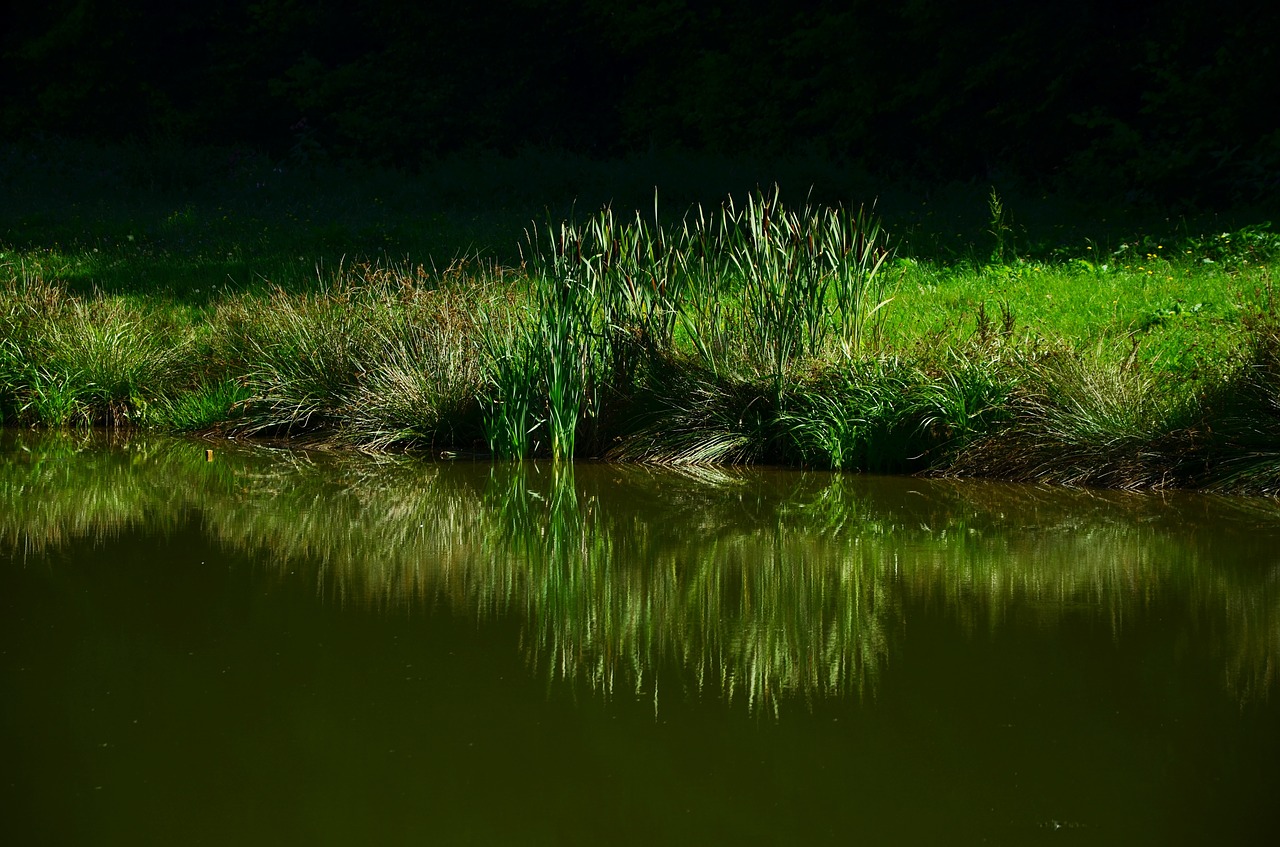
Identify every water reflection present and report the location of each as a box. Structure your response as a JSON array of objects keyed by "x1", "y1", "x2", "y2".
[{"x1": 2, "y1": 430, "x2": 1276, "y2": 710}]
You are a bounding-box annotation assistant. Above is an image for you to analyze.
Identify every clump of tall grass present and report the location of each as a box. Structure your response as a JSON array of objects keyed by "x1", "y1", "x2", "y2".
[
  {"x1": 345, "y1": 301, "x2": 486, "y2": 450},
  {"x1": 1, "y1": 274, "x2": 193, "y2": 427},
  {"x1": 720, "y1": 189, "x2": 891, "y2": 393},
  {"x1": 216, "y1": 286, "x2": 369, "y2": 435},
  {"x1": 608, "y1": 360, "x2": 775, "y2": 465},
  {"x1": 948, "y1": 343, "x2": 1199, "y2": 489},
  {"x1": 0, "y1": 335, "x2": 19, "y2": 422},
  {"x1": 220, "y1": 267, "x2": 492, "y2": 449},
  {"x1": 501, "y1": 187, "x2": 893, "y2": 462},
  {"x1": 148, "y1": 378, "x2": 252, "y2": 432},
  {"x1": 780, "y1": 359, "x2": 930, "y2": 472},
  {"x1": 499, "y1": 203, "x2": 695, "y2": 460},
  {"x1": 477, "y1": 289, "x2": 542, "y2": 459},
  {"x1": 773, "y1": 345, "x2": 1015, "y2": 472}
]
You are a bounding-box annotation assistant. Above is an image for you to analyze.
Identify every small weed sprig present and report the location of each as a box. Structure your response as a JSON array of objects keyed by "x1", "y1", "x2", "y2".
[{"x1": 987, "y1": 188, "x2": 1011, "y2": 264}]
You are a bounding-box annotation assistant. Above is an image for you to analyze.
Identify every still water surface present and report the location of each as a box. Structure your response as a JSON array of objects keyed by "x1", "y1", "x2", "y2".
[{"x1": 2, "y1": 432, "x2": 1278, "y2": 844}]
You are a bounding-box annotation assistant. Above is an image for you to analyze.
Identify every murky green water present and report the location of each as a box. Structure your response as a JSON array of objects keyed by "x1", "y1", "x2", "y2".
[{"x1": 2, "y1": 432, "x2": 1278, "y2": 844}]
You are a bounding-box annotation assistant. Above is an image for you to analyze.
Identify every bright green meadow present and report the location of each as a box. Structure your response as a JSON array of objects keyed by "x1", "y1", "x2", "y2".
[{"x1": 4, "y1": 141, "x2": 1280, "y2": 493}]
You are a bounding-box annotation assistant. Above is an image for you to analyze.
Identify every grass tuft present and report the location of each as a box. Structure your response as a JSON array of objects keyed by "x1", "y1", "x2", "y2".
[
  {"x1": 949, "y1": 344, "x2": 1197, "y2": 489},
  {"x1": 2, "y1": 276, "x2": 192, "y2": 426}
]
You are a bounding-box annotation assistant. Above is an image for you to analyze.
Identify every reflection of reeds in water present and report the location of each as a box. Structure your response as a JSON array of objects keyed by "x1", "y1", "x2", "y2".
[
  {"x1": 2, "y1": 432, "x2": 1278, "y2": 709},
  {"x1": 484, "y1": 465, "x2": 892, "y2": 713},
  {"x1": 0, "y1": 430, "x2": 227, "y2": 553}
]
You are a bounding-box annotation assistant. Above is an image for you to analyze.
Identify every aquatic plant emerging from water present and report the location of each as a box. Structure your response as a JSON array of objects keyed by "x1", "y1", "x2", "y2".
[{"x1": 504, "y1": 188, "x2": 892, "y2": 461}]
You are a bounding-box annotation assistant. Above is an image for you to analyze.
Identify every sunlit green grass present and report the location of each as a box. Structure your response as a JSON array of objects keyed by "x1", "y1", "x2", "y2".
[{"x1": 885, "y1": 253, "x2": 1257, "y2": 357}]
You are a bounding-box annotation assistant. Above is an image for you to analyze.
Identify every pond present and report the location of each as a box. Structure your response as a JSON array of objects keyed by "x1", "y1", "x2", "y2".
[{"x1": 2, "y1": 432, "x2": 1278, "y2": 844}]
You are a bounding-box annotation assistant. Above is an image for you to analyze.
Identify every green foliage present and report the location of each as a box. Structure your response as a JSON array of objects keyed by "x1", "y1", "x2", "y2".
[
  {"x1": 476, "y1": 189, "x2": 892, "y2": 462},
  {"x1": 724, "y1": 189, "x2": 892, "y2": 393},
  {"x1": 6, "y1": 167, "x2": 1280, "y2": 494},
  {"x1": 912, "y1": 351, "x2": 1016, "y2": 461},
  {"x1": 780, "y1": 361, "x2": 919, "y2": 472},
  {"x1": 1138, "y1": 300, "x2": 1212, "y2": 332},
  {"x1": 1179, "y1": 224, "x2": 1280, "y2": 266},
  {"x1": 1194, "y1": 310, "x2": 1280, "y2": 495},
  {"x1": 987, "y1": 188, "x2": 1010, "y2": 264},
  {"x1": 1, "y1": 278, "x2": 192, "y2": 427},
  {"x1": 227, "y1": 288, "x2": 367, "y2": 435},
  {"x1": 149, "y1": 378, "x2": 251, "y2": 432},
  {"x1": 221, "y1": 271, "x2": 490, "y2": 448},
  {"x1": 949, "y1": 344, "x2": 1200, "y2": 489},
  {"x1": 347, "y1": 315, "x2": 484, "y2": 452},
  {"x1": 478, "y1": 304, "x2": 541, "y2": 460}
]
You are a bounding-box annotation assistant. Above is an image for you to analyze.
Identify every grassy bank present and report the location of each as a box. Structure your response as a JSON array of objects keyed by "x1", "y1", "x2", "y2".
[{"x1": 4, "y1": 142, "x2": 1280, "y2": 493}]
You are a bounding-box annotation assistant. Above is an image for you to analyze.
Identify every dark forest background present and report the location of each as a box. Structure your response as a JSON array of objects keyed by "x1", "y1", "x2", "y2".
[{"x1": 3, "y1": 0, "x2": 1279, "y2": 209}]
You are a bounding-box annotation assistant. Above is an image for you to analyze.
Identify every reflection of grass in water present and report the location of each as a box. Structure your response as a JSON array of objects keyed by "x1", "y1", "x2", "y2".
[
  {"x1": 480, "y1": 464, "x2": 891, "y2": 712},
  {"x1": 2, "y1": 434, "x2": 1277, "y2": 709},
  {"x1": 0, "y1": 430, "x2": 238, "y2": 551},
  {"x1": 1196, "y1": 553, "x2": 1279, "y2": 704}
]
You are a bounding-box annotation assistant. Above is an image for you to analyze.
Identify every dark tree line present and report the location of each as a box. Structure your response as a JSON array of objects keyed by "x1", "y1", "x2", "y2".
[{"x1": 4, "y1": 0, "x2": 1277, "y2": 204}]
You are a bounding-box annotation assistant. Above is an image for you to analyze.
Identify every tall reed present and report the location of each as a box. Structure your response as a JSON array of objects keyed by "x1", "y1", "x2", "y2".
[
  {"x1": 724, "y1": 188, "x2": 892, "y2": 394},
  {"x1": 520, "y1": 220, "x2": 597, "y2": 460},
  {"x1": 514, "y1": 189, "x2": 893, "y2": 461},
  {"x1": 478, "y1": 303, "x2": 540, "y2": 459}
]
